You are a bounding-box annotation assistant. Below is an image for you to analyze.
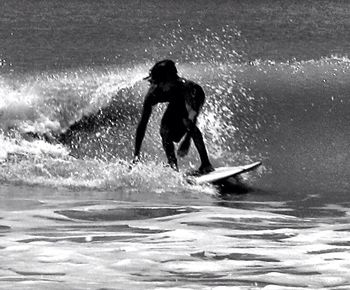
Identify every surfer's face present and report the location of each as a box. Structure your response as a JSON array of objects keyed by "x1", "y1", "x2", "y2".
[{"x1": 159, "y1": 82, "x2": 174, "y2": 93}]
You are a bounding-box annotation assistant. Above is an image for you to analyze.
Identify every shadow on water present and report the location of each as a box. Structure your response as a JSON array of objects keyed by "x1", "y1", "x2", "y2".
[
  {"x1": 215, "y1": 180, "x2": 253, "y2": 195},
  {"x1": 212, "y1": 173, "x2": 273, "y2": 197}
]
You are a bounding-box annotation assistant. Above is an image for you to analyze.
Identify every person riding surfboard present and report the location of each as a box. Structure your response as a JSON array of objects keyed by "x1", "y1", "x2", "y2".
[{"x1": 133, "y1": 59, "x2": 214, "y2": 175}]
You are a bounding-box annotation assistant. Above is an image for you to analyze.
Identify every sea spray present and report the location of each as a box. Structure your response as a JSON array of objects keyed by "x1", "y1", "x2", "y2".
[{"x1": 0, "y1": 25, "x2": 269, "y2": 189}]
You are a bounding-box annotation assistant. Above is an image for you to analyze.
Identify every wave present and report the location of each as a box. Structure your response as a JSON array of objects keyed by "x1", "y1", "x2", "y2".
[
  {"x1": 236, "y1": 56, "x2": 350, "y2": 192},
  {"x1": 0, "y1": 55, "x2": 349, "y2": 192}
]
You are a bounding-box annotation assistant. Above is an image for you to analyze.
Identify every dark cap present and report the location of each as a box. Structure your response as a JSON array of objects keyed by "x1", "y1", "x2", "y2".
[{"x1": 144, "y1": 59, "x2": 178, "y2": 82}]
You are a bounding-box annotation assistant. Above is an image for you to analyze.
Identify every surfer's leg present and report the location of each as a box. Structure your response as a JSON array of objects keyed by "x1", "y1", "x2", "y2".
[
  {"x1": 178, "y1": 115, "x2": 199, "y2": 157},
  {"x1": 160, "y1": 127, "x2": 178, "y2": 170},
  {"x1": 177, "y1": 133, "x2": 191, "y2": 157},
  {"x1": 183, "y1": 118, "x2": 213, "y2": 174}
]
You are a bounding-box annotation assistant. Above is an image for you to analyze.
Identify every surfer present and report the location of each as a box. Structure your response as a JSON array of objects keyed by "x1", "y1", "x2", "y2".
[{"x1": 133, "y1": 59, "x2": 214, "y2": 174}]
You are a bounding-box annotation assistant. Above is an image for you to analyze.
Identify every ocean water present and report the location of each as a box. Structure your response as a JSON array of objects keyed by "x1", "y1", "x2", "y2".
[{"x1": 1, "y1": 1, "x2": 350, "y2": 289}]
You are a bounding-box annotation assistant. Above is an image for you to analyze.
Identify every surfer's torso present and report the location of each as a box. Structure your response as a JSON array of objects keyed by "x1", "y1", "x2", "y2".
[{"x1": 145, "y1": 78, "x2": 205, "y2": 123}]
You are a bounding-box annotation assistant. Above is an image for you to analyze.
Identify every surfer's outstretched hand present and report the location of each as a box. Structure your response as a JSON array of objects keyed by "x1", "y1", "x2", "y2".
[
  {"x1": 129, "y1": 155, "x2": 140, "y2": 170},
  {"x1": 132, "y1": 155, "x2": 140, "y2": 164}
]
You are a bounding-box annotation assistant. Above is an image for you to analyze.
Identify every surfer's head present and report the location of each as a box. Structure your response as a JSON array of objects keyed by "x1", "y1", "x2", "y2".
[{"x1": 144, "y1": 59, "x2": 179, "y2": 84}]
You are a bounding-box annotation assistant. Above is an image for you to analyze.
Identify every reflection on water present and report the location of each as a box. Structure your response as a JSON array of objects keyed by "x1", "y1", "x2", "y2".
[{"x1": 1, "y1": 186, "x2": 350, "y2": 289}]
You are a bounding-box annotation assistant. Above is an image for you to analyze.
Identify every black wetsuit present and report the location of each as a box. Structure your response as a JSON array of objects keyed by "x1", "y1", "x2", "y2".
[
  {"x1": 134, "y1": 77, "x2": 212, "y2": 172},
  {"x1": 145, "y1": 78, "x2": 205, "y2": 142}
]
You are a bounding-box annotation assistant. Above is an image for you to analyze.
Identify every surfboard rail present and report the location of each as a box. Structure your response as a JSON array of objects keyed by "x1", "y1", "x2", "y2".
[{"x1": 194, "y1": 161, "x2": 262, "y2": 184}]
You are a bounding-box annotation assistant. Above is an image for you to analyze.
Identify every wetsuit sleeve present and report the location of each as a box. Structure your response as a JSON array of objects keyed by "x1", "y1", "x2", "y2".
[{"x1": 185, "y1": 82, "x2": 205, "y2": 117}]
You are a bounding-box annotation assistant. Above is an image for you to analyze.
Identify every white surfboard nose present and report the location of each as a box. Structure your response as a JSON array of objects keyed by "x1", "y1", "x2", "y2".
[{"x1": 194, "y1": 161, "x2": 262, "y2": 184}]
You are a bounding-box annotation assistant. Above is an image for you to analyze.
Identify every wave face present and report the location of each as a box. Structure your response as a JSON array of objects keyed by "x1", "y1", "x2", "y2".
[{"x1": 235, "y1": 57, "x2": 350, "y2": 193}]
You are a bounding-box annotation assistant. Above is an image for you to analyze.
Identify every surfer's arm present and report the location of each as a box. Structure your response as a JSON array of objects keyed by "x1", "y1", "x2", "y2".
[{"x1": 133, "y1": 99, "x2": 153, "y2": 161}]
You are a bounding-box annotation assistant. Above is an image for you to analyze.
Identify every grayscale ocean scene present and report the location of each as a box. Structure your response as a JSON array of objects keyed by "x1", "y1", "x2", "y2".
[{"x1": 0, "y1": 1, "x2": 349, "y2": 289}]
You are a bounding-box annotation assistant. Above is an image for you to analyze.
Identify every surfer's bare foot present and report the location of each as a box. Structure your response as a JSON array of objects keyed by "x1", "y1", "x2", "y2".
[
  {"x1": 164, "y1": 161, "x2": 179, "y2": 172},
  {"x1": 198, "y1": 164, "x2": 214, "y2": 174},
  {"x1": 187, "y1": 164, "x2": 214, "y2": 177}
]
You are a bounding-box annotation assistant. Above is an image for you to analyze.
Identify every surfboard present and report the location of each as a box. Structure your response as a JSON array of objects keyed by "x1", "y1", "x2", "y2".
[{"x1": 193, "y1": 161, "x2": 262, "y2": 185}]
